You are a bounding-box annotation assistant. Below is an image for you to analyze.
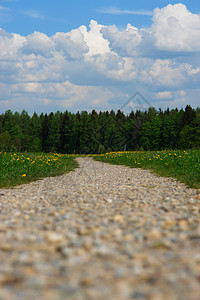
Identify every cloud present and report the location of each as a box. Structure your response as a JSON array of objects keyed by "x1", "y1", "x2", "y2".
[
  {"x1": 97, "y1": 7, "x2": 153, "y2": 16},
  {"x1": 101, "y1": 24, "x2": 142, "y2": 57},
  {"x1": 0, "y1": 5, "x2": 10, "y2": 11},
  {"x1": 154, "y1": 91, "x2": 173, "y2": 99},
  {"x1": 152, "y1": 4, "x2": 200, "y2": 52},
  {"x1": 0, "y1": 3, "x2": 200, "y2": 113},
  {"x1": 22, "y1": 9, "x2": 44, "y2": 19}
]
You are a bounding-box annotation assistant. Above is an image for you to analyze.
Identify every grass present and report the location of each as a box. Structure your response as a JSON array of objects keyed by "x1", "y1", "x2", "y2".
[
  {"x1": 0, "y1": 152, "x2": 78, "y2": 188},
  {"x1": 93, "y1": 149, "x2": 200, "y2": 189},
  {"x1": 1, "y1": 150, "x2": 199, "y2": 189}
]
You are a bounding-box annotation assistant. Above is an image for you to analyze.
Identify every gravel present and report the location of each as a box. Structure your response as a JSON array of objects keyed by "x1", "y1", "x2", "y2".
[{"x1": 0, "y1": 157, "x2": 200, "y2": 300}]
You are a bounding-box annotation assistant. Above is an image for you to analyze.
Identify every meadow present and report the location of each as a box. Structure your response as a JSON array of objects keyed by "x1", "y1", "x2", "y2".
[
  {"x1": 93, "y1": 149, "x2": 200, "y2": 189},
  {"x1": 0, "y1": 152, "x2": 78, "y2": 188},
  {"x1": 0, "y1": 150, "x2": 199, "y2": 189}
]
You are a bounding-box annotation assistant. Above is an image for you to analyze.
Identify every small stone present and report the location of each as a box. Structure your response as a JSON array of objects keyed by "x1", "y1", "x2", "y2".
[
  {"x1": 147, "y1": 228, "x2": 162, "y2": 240},
  {"x1": 14, "y1": 211, "x2": 22, "y2": 217},
  {"x1": 163, "y1": 218, "x2": 177, "y2": 228},
  {"x1": 106, "y1": 198, "x2": 113, "y2": 203},
  {"x1": 0, "y1": 273, "x2": 24, "y2": 286},
  {"x1": 113, "y1": 214, "x2": 125, "y2": 223},
  {"x1": 0, "y1": 243, "x2": 11, "y2": 251},
  {"x1": 178, "y1": 219, "x2": 188, "y2": 228},
  {"x1": 123, "y1": 234, "x2": 133, "y2": 241},
  {"x1": 46, "y1": 232, "x2": 65, "y2": 244},
  {"x1": 77, "y1": 227, "x2": 91, "y2": 236},
  {"x1": 57, "y1": 246, "x2": 74, "y2": 258},
  {"x1": 80, "y1": 277, "x2": 94, "y2": 287}
]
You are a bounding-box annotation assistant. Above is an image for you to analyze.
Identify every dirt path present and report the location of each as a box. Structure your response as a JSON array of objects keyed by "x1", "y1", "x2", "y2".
[{"x1": 0, "y1": 158, "x2": 199, "y2": 300}]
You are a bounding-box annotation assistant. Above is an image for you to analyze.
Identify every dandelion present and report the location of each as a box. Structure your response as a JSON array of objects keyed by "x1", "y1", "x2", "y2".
[{"x1": 22, "y1": 174, "x2": 26, "y2": 177}]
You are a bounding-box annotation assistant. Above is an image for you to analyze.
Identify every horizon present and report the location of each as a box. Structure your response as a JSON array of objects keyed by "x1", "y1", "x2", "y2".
[{"x1": 1, "y1": 104, "x2": 199, "y2": 118}]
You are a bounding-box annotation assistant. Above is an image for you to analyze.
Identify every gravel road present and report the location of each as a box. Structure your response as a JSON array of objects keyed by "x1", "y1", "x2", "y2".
[{"x1": 0, "y1": 157, "x2": 200, "y2": 300}]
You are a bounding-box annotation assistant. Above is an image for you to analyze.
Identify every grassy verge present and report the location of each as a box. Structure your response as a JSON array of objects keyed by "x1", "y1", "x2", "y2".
[
  {"x1": 93, "y1": 150, "x2": 200, "y2": 189},
  {"x1": 0, "y1": 152, "x2": 78, "y2": 188}
]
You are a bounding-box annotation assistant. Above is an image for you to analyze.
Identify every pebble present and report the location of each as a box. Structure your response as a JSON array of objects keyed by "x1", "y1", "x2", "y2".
[
  {"x1": 0, "y1": 157, "x2": 199, "y2": 300},
  {"x1": 46, "y1": 232, "x2": 66, "y2": 244}
]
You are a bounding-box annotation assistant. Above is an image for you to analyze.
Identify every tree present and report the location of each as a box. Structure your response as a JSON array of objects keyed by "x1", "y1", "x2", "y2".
[
  {"x1": 46, "y1": 112, "x2": 61, "y2": 152},
  {"x1": 183, "y1": 105, "x2": 196, "y2": 125},
  {"x1": 87, "y1": 110, "x2": 101, "y2": 153},
  {"x1": 41, "y1": 113, "x2": 49, "y2": 152},
  {"x1": 140, "y1": 116, "x2": 162, "y2": 150},
  {"x1": 19, "y1": 110, "x2": 33, "y2": 151},
  {"x1": 78, "y1": 111, "x2": 90, "y2": 153},
  {"x1": 161, "y1": 114, "x2": 177, "y2": 149},
  {"x1": 0, "y1": 131, "x2": 12, "y2": 151},
  {"x1": 60, "y1": 111, "x2": 74, "y2": 153},
  {"x1": 140, "y1": 121, "x2": 152, "y2": 150},
  {"x1": 179, "y1": 112, "x2": 200, "y2": 148}
]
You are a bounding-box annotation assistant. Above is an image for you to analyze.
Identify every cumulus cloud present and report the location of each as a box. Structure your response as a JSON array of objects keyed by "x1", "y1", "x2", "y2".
[
  {"x1": 152, "y1": 4, "x2": 200, "y2": 52},
  {"x1": 0, "y1": 3, "x2": 200, "y2": 113},
  {"x1": 101, "y1": 24, "x2": 141, "y2": 56}
]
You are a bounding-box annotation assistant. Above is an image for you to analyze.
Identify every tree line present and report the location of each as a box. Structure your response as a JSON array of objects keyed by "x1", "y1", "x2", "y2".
[{"x1": 0, "y1": 105, "x2": 199, "y2": 153}]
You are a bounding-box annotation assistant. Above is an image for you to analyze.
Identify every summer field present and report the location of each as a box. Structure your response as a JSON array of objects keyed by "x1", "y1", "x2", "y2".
[
  {"x1": 93, "y1": 149, "x2": 200, "y2": 189},
  {"x1": 0, "y1": 150, "x2": 199, "y2": 189},
  {"x1": 0, "y1": 152, "x2": 78, "y2": 188}
]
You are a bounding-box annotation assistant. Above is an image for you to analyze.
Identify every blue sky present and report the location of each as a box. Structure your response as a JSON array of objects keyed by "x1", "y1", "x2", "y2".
[
  {"x1": 0, "y1": 0, "x2": 200, "y2": 114},
  {"x1": 1, "y1": 0, "x2": 199, "y2": 36}
]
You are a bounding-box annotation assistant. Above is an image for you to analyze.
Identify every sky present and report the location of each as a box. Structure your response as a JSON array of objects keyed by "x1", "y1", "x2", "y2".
[{"x1": 0, "y1": 0, "x2": 200, "y2": 114}]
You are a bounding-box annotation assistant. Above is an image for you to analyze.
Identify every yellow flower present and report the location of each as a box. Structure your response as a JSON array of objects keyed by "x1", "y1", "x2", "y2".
[{"x1": 22, "y1": 174, "x2": 26, "y2": 177}]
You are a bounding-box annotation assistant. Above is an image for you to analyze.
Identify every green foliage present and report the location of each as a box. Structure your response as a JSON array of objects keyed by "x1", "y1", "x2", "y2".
[
  {"x1": 0, "y1": 131, "x2": 12, "y2": 151},
  {"x1": 140, "y1": 116, "x2": 162, "y2": 150},
  {"x1": 0, "y1": 105, "x2": 199, "y2": 153}
]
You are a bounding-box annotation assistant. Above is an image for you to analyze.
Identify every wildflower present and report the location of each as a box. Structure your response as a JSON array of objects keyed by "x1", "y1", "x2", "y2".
[{"x1": 22, "y1": 174, "x2": 26, "y2": 177}]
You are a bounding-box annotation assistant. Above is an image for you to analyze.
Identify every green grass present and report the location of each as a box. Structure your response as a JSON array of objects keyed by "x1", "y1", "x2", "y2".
[
  {"x1": 0, "y1": 152, "x2": 78, "y2": 188},
  {"x1": 1, "y1": 150, "x2": 199, "y2": 189},
  {"x1": 93, "y1": 149, "x2": 200, "y2": 189}
]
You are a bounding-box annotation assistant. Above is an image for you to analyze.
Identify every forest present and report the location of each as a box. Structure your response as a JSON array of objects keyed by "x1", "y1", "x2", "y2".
[{"x1": 0, "y1": 105, "x2": 199, "y2": 153}]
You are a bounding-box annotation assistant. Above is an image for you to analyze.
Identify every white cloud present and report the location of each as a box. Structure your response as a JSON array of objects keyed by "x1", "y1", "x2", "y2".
[
  {"x1": 152, "y1": 4, "x2": 200, "y2": 52},
  {"x1": 24, "y1": 32, "x2": 54, "y2": 56},
  {"x1": 22, "y1": 9, "x2": 44, "y2": 19},
  {"x1": 185, "y1": 65, "x2": 200, "y2": 76},
  {"x1": 97, "y1": 7, "x2": 153, "y2": 16},
  {"x1": 149, "y1": 59, "x2": 186, "y2": 86},
  {"x1": 0, "y1": 3, "x2": 200, "y2": 113},
  {"x1": 81, "y1": 20, "x2": 110, "y2": 56},
  {"x1": 101, "y1": 24, "x2": 141, "y2": 56},
  {"x1": 154, "y1": 91, "x2": 172, "y2": 99},
  {"x1": 52, "y1": 28, "x2": 88, "y2": 59}
]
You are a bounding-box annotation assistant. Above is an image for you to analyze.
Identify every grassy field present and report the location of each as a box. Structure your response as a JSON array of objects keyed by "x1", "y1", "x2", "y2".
[
  {"x1": 93, "y1": 149, "x2": 200, "y2": 189},
  {"x1": 1, "y1": 150, "x2": 199, "y2": 189},
  {"x1": 0, "y1": 152, "x2": 78, "y2": 188}
]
